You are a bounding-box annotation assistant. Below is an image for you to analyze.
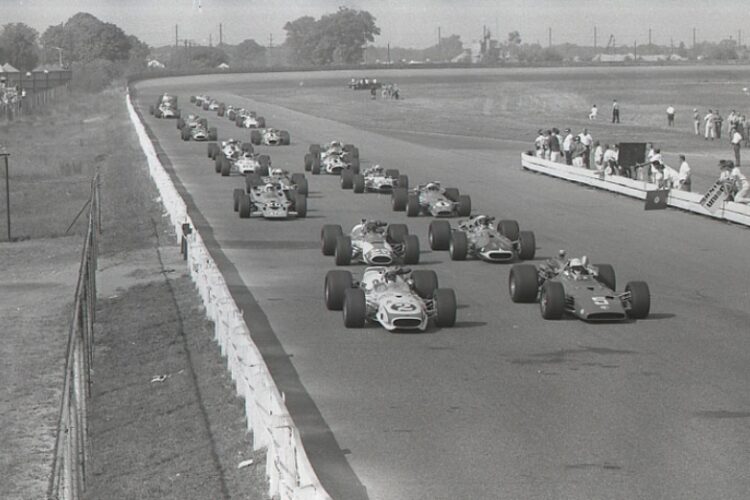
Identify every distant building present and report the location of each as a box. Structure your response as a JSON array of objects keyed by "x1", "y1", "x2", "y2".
[
  {"x1": 217, "y1": 62, "x2": 230, "y2": 70},
  {"x1": 147, "y1": 59, "x2": 165, "y2": 69}
]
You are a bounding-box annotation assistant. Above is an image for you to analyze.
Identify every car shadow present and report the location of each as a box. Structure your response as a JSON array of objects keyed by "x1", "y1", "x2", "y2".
[
  {"x1": 641, "y1": 312, "x2": 676, "y2": 320},
  {"x1": 453, "y1": 320, "x2": 487, "y2": 328}
]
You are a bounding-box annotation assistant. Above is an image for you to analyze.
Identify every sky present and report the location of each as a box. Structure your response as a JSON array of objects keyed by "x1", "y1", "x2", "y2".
[{"x1": 2, "y1": 0, "x2": 749, "y2": 49}]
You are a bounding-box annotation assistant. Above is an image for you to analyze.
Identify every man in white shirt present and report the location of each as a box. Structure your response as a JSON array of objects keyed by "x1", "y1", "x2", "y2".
[
  {"x1": 651, "y1": 160, "x2": 680, "y2": 189},
  {"x1": 676, "y1": 154, "x2": 692, "y2": 191},
  {"x1": 578, "y1": 128, "x2": 593, "y2": 169},
  {"x1": 603, "y1": 144, "x2": 618, "y2": 175},
  {"x1": 589, "y1": 104, "x2": 598, "y2": 120},
  {"x1": 534, "y1": 129, "x2": 545, "y2": 158},
  {"x1": 719, "y1": 160, "x2": 750, "y2": 203},
  {"x1": 562, "y1": 128, "x2": 574, "y2": 165},
  {"x1": 593, "y1": 141, "x2": 604, "y2": 170},
  {"x1": 731, "y1": 126, "x2": 743, "y2": 167},
  {"x1": 693, "y1": 108, "x2": 700, "y2": 135},
  {"x1": 704, "y1": 109, "x2": 715, "y2": 140},
  {"x1": 666, "y1": 105, "x2": 675, "y2": 126}
]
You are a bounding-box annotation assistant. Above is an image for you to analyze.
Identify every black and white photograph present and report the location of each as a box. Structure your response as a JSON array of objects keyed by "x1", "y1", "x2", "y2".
[{"x1": 2, "y1": 1, "x2": 750, "y2": 499}]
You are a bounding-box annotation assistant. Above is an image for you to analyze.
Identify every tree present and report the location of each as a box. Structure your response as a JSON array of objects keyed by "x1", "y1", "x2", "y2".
[
  {"x1": 283, "y1": 16, "x2": 319, "y2": 65},
  {"x1": 189, "y1": 46, "x2": 228, "y2": 69},
  {"x1": 41, "y1": 13, "x2": 135, "y2": 64},
  {"x1": 0, "y1": 23, "x2": 40, "y2": 71},
  {"x1": 231, "y1": 39, "x2": 266, "y2": 67}
]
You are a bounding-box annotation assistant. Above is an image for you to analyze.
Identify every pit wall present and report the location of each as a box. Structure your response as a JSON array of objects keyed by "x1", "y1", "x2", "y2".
[
  {"x1": 126, "y1": 89, "x2": 331, "y2": 500},
  {"x1": 520, "y1": 153, "x2": 750, "y2": 227}
]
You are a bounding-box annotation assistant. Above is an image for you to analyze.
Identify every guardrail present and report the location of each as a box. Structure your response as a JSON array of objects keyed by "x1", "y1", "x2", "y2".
[
  {"x1": 520, "y1": 153, "x2": 750, "y2": 227},
  {"x1": 125, "y1": 86, "x2": 331, "y2": 500},
  {"x1": 47, "y1": 172, "x2": 100, "y2": 500}
]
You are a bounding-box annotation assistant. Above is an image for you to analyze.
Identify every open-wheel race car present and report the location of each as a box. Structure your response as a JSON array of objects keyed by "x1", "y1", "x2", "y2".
[
  {"x1": 208, "y1": 139, "x2": 268, "y2": 176},
  {"x1": 244, "y1": 167, "x2": 308, "y2": 196},
  {"x1": 392, "y1": 181, "x2": 471, "y2": 217},
  {"x1": 341, "y1": 164, "x2": 408, "y2": 193},
  {"x1": 190, "y1": 95, "x2": 210, "y2": 106},
  {"x1": 149, "y1": 94, "x2": 180, "y2": 119},
  {"x1": 508, "y1": 252, "x2": 651, "y2": 321},
  {"x1": 232, "y1": 181, "x2": 307, "y2": 219},
  {"x1": 324, "y1": 267, "x2": 456, "y2": 331},
  {"x1": 177, "y1": 113, "x2": 205, "y2": 130},
  {"x1": 305, "y1": 141, "x2": 360, "y2": 175},
  {"x1": 235, "y1": 109, "x2": 266, "y2": 129},
  {"x1": 250, "y1": 128, "x2": 291, "y2": 146},
  {"x1": 179, "y1": 115, "x2": 217, "y2": 142},
  {"x1": 321, "y1": 220, "x2": 420, "y2": 266},
  {"x1": 429, "y1": 215, "x2": 536, "y2": 263}
]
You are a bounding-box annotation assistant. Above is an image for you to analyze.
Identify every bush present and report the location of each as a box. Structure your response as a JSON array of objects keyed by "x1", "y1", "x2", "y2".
[{"x1": 70, "y1": 59, "x2": 123, "y2": 93}]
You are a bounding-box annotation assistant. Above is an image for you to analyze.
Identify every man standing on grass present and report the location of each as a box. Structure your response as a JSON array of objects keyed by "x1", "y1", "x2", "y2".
[
  {"x1": 693, "y1": 108, "x2": 701, "y2": 135},
  {"x1": 704, "y1": 109, "x2": 715, "y2": 140},
  {"x1": 570, "y1": 136, "x2": 586, "y2": 167},
  {"x1": 579, "y1": 128, "x2": 593, "y2": 169},
  {"x1": 731, "y1": 126, "x2": 743, "y2": 167},
  {"x1": 666, "y1": 105, "x2": 675, "y2": 126},
  {"x1": 612, "y1": 99, "x2": 620, "y2": 123},
  {"x1": 549, "y1": 128, "x2": 561, "y2": 163},
  {"x1": 562, "y1": 128, "x2": 574, "y2": 165},
  {"x1": 677, "y1": 155, "x2": 692, "y2": 191}
]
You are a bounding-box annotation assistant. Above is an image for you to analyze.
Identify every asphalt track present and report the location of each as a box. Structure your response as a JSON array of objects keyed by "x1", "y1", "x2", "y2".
[{"x1": 135, "y1": 69, "x2": 750, "y2": 500}]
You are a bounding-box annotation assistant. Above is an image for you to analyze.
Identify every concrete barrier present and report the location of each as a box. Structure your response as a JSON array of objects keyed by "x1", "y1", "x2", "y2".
[
  {"x1": 126, "y1": 89, "x2": 331, "y2": 500},
  {"x1": 521, "y1": 153, "x2": 750, "y2": 227}
]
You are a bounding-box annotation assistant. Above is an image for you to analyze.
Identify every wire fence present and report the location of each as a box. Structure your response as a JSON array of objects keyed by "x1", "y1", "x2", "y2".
[{"x1": 46, "y1": 171, "x2": 101, "y2": 500}]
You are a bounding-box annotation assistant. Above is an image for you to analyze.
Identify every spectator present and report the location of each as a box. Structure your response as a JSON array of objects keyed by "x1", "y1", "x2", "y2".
[
  {"x1": 593, "y1": 141, "x2": 604, "y2": 170},
  {"x1": 704, "y1": 109, "x2": 715, "y2": 140},
  {"x1": 651, "y1": 160, "x2": 680, "y2": 189},
  {"x1": 731, "y1": 126, "x2": 743, "y2": 166},
  {"x1": 370, "y1": 86, "x2": 377, "y2": 99},
  {"x1": 719, "y1": 160, "x2": 750, "y2": 203},
  {"x1": 570, "y1": 137, "x2": 587, "y2": 167},
  {"x1": 676, "y1": 154, "x2": 692, "y2": 191},
  {"x1": 612, "y1": 99, "x2": 620, "y2": 123},
  {"x1": 744, "y1": 116, "x2": 750, "y2": 147},
  {"x1": 549, "y1": 128, "x2": 562, "y2": 162},
  {"x1": 666, "y1": 105, "x2": 675, "y2": 126},
  {"x1": 693, "y1": 108, "x2": 701, "y2": 135},
  {"x1": 562, "y1": 128, "x2": 574, "y2": 165},
  {"x1": 534, "y1": 129, "x2": 545, "y2": 158},
  {"x1": 603, "y1": 144, "x2": 618, "y2": 175},
  {"x1": 589, "y1": 104, "x2": 598, "y2": 120},
  {"x1": 715, "y1": 110, "x2": 724, "y2": 140},
  {"x1": 578, "y1": 128, "x2": 593, "y2": 168}
]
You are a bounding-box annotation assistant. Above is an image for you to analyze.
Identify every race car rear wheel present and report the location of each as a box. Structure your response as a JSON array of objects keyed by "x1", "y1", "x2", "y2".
[
  {"x1": 353, "y1": 174, "x2": 365, "y2": 193},
  {"x1": 449, "y1": 231, "x2": 468, "y2": 260},
  {"x1": 428, "y1": 220, "x2": 451, "y2": 250},
  {"x1": 343, "y1": 289, "x2": 366, "y2": 328},
  {"x1": 518, "y1": 231, "x2": 536, "y2": 260},
  {"x1": 625, "y1": 281, "x2": 650, "y2": 319},
  {"x1": 291, "y1": 174, "x2": 308, "y2": 195},
  {"x1": 294, "y1": 193, "x2": 307, "y2": 218},
  {"x1": 304, "y1": 153, "x2": 313, "y2": 172},
  {"x1": 540, "y1": 281, "x2": 565, "y2": 319},
  {"x1": 149, "y1": 105, "x2": 155, "y2": 115},
  {"x1": 236, "y1": 116, "x2": 243, "y2": 127},
  {"x1": 594, "y1": 264, "x2": 616, "y2": 291},
  {"x1": 309, "y1": 144, "x2": 321, "y2": 155},
  {"x1": 412, "y1": 270, "x2": 439, "y2": 299},
  {"x1": 215, "y1": 155, "x2": 222, "y2": 173},
  {"x1": 321, "y1": 225, "x2": 344, "y2": 256},
  {"x1": 245, "y1": 174, "x2": 261, "y2": 192},
  {"x1": 406, "y1": 194, "x2": 421, "y2": 217},
  {"x1": 350, "y1": 157, "x2": 360, "y2": 174},
  {"x1": 403, "y1": 234, "x2": 420, "y2": 265},
  {"x1": 190, "y1": 96, "x2": 196, "y2": 103},
  {"x1": 392, "y1": 188, "x2": 408, "y2": 211},
  {"x1": 242, "y1": 142, "x2": 254, "y2": 153},
  {"x1": 280, "y1": 130, "x2": 291, "y2": 145},
  {"x1": 207, "y1": 142, "x2": 218, "y2": 159},
  {"x1": 387, "y1": 224, "x2": 409, "y2": 243},
  {"x1": 498, "y1": 220, "x2": 520, "y2": 241},
  {"x1": 220, "y1": 157, "x2": 231, "y2": 177},
  {"x1": 258, "y1": 155, "x2": 270, "y2": 176},
  {"x1": 250, "y1": 130, "x2": 261, "y2": 145},
  {"x1": 312, "y1": 157, "x2": 321, "y2": 175},
  {"x1": 177, "y1": 118, "x2": 185, "y2": 130},
  {"x1": 233, "y1": 188, "x2": 243, "y2": 212},
  {"x1": 218, "y1": 105, "x2": 225, "y2": 117},
  {"x1": 341, "y1": 169, "x2": 353, "y2": 189},
  {"x1": 456, "y1": 195, "x2": 471, "y2": 217},
  {"x1": 257, "y1": 116, "x2": 266, "y2": 128},
  {"x1": 434, "y1": 288, "x2": 457, "y2": 327},
  {"x1": 398, "y1": 175, "x2": 409, "y2": 190},
  {"x1": 385, "y1": 169, "x2": 400, "y2": 178},
  {"x1": 509, "y1": 264, "x2": 539, "y2": 303},
  {"x1": 444, "y1": 188, "x2": 460, "y2": 202},
  {"x1": 238, "y1": 195, "x2": 252, "y2": 219},
  {"x1": 181, "y1": 128, "x2": 190, "y2": 141},
  {"x1": 199, "y1": 118, "x2": 208, "y2": 128},
  {"x1": 325, "y1": 270, "x2": 353, "y2": 310},
  {"x1": 335, "y1": 236, "x2": 353, "y2": 266},
  {"x1": 208, "y1": 127, "x2": 218, "y2": 141}
]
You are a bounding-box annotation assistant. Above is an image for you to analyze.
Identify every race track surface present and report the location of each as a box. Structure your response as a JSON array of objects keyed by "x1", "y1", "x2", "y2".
[{"x1": 135, "y1": 68, "x2": 750, "y2": 500}]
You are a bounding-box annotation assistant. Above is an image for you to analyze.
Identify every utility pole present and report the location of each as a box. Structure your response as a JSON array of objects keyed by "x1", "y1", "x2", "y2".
[
  {"x1": 438, "y1": 26, "x2": 441, "y2": 48},
  {"x1": 548, "y1": 27, "x2": 552, "y2": 48},
  {"x1": 219, "y1": 23, "x2": 223, "y2": 45},
  {"x1": 693, "y1": 27, "x2": 696, "y2": 49},
  {"x1": 387, "y1": 42, "x2": 391, "y2": 65},
  {"x1": 739, "y1": 29, "x2": 743, "y2": 47},
  {"x1": 2, "y1": 152, "x2": 10, "y2": 242},
  {"x1": 634, "y1": 40, "x2": 637, "y2": 60},
  {"x1": 594, "y1": 26, "x2": 597, "y2": 49},
  {"x1": 269, "y1": 33, "x2": 273, "y2": 49},
  {"x1": 648, "y1": 27, "x2": 652, "y2": 45},
  {"x1": 175, "y1": 24, "x2": 179, "y2": 47},
  {"x1": 209, "y1": 33, "x2": 212, "y2": 47}
]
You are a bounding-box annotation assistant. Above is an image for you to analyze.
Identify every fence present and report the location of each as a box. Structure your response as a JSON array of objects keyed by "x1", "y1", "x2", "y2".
[{"x1": 46, "y1": 171, "x2": 100, "y2": 500}]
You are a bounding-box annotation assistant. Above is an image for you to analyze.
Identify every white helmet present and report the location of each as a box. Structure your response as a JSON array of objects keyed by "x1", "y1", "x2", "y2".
[{"x1": 271, "y1": 168, "x2": 284, "y2": 176}]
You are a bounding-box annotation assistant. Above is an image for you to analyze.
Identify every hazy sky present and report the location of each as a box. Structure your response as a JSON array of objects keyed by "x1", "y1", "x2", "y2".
[{"x1": 2, "y1": 0, "x2": 749, "y2": 49}]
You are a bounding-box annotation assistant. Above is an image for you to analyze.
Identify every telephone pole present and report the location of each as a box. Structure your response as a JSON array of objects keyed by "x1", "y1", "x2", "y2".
[
  {"x1": 648, "y1": 27, "x2": 652, "y2": 45},
  {"x1": 594, "y1": 25, "x2": 597, "y2": 49},
  {"x1": 219, "y1": 23, "x2": 223, "y2": 45},
  {"x1": 548, "y1": 27, "x2": 552, "y2": 48},
  {"x1": 209, "y1": 33, "x2": 212, "y2": 47},
  {"x1": 693, "y1": 27, "x2": 696, "y2": 48},
  {"x1": 175, "y1": 24, "x2": 179, "y2": 47}
]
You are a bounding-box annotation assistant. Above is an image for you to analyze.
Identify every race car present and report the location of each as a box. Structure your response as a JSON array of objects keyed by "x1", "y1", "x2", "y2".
[
  {"x1": 324, "y1": 267, "x2": 456, "y2": 330},
  {"x1": 428, "y1": 215, "x2": 536, "y2": 263},
  {"x1": 176, "y1": 113, "x2": 205, "y2": 130},
  {"x1": 508, "y1": 252, "x2": 651, "y2": 321},
  {"x1": 233, "y1": 181, "x2": 307, "y2": 219},
  {"x1": 235, "y1": 110, "x2": 266, "y2": 129},
  {"x1": 149, "y1": 94, "x2": 180, "y2": 119},
  {"x1": 179, "y1": 119, "x2": 217, "y2": 142},
  {"x1": 341, "y1": 164, "x2": 408, "y2": 193},
  {"x1": 202, "y1": 98, "x2": 222, "y2": 111},
  {"x1": 250, "y1": 128, "x2": 291, "y2": 146},
  {"x1": 217, "y1": 103, "x2": 232, "y2": 117},
  {"x1": 225, "y1": 106, "x2": 248, "y2": 121},
  {"x1": 348, "y1": 78, "x2": 382, "y2": 90},
  {"x1": 245, "y1": 167, "x2": 308, "y2": 195},
  {"x1": 392, "y1": 181, "x2": 471, "y2": 217},
  {"x1": 207, "y1": 139, "x2": 265, "y2": 176},
  {"x1": 305, "y1": 141, "x2": 360, "y2": 175},
  {"x1": 190, "y1": 95, "x2": 210, "y2": 106},
  {"x1": 321, "y1": 220, "x2": 420, "y2": 266}
]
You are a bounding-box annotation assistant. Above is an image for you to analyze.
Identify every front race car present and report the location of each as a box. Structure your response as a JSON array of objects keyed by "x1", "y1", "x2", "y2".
[
  {"x1": 557, "y1": 276, "x2": 629, "y2": 321},
  {"x1": 361, "y1": 268, "x2": 428, "y2": 330}
]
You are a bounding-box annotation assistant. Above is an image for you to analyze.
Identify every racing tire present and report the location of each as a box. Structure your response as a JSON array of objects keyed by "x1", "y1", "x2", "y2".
[
  {"x1": 304, "y1": 153, "x2": 313, "y2": 172},
  {"x1": 498, "y1": 220, "x2": 520, "y2": 241},
  {"x1": 321, "y1": 225, "x2": 344, "y2": 256},
  {"x1": 149, "y1": 105, "x2": 155, "y2": 115},
  {"x1": 207, "y1": 142, "x2": 218, "y2": 159},
  {"x1": 412, "y1": 270, "x2": 439, "y2": 299},
  {"x1": 517, "y1": 231, "x2": 536, "y2": 260},
  {"x1": 406, "y1": 194, "x2": 421, "y2": 217},
  {"x1": 398, "y1": 174, "x2": 409, "y2": 190},
  {"x1": 312, "y1": 158, "x2": 321, "y2": 175},
  {"x1": 203, "y1": 102, "x2": 209, "y2": 111},
  {"x1": 343, "y1": 288, "x2": 367, "y2": 328},
  {"x1": 456, "y1": 195, "x2": 471, "y2": 217},
  {"x1": 258, "y1": 155, "x2": 270, "y2": 176},
  {"x1": 208, "y1": 127, "x2": 218, "y2": 141},
  {"x1": 181, "y1": 128, "x2": 190, "y2": 141},
  {"x1": 215, "y1": 155, "x2": 222, "y2": 173},
  {"x1": 220, "y1": 157, "x2": 231, "y2": 177},
  {"x1": 199, "y1": 118, "x2": 208, "y2": 128},
  {"x1": 540, "y1": 281, "x2": 565, "y2": 320},
  {"x1": 625, "y1": 281, "x2": 650, "y2": 319},
  {"x1": 309, "y1": 144, "x2": 321, "y2": 155},
  {"x1": 245, "y1": 174, "x2": 262, "y2": 192},
  {"x1": 428, "y1": 220, "x2": 451, "y2": 250},
  {"x1": 509, "y1": 264, "x2": 539, "y2": 303},
  {"x1": 242, "y1": 142, "x2": 254, "y2": 153},
  {"x1": 444, "y1": 188, "x2": 460, "y2": 202},
  {"x1": 335, "y1": 236, "x2": 353, "y2": 266},
  {"x1": 385, "y1": 169, "x2": 399, "y2": 179},
  {"x1": 174, "y1": 110, "x2": 181, "y2": 119},
  {"x1": 250, "y1": 130, "x2": 261, "y2": 145},
  {"x1": 228, "y1": 110, "x2": 236, "y2": 121},
  {"x1": 341, "y1": 169, "x2": 353, "y2": 189},
  {"x1": 177, "y1": 118, "x2": 185, "y2": 130},
  {"x1": 595, "y1": 264, "x2": 616, "y2": 291},
  {"x1": 387, "y1": 224, "x2": 409, "y2": 243},
  {"x1": 292, "y1": 174, "x2": 308, "y2": 195},
  {"x1": 350, "y1": 157, "x2": 360, "y2": 173},
  {"x1": 238, "y1": 195, "x2": 252, "y2": 219},
  {"x1": 403, "y1": 234, "x2": 420, "y2": 265},
  {"x1": 434, "y1": 288, "x2": 457, "y2": 327},
  {"x1": 155, "y1": 109, "x2": 163, "y2": 119},
  {"x1": 218, "y1": 105, "x2": 225, "y2": 117},
  {"x1": 190, "y1": 96, "x2": 196, "y2": 103},
  {"x1": 233, "y1": 188, "x2": 243, "y2": 212},
  {"x1": 280, "y1": 130, "x2": 290, "y2": 145},
  {"x1": 325, "y1": 270, "x2": 353, "y2": 311},
  {"x1": 352, "y1": 174, "x2": 365, "y2": 193},
  {"x1": 257, "y1": 117, "x2": 266, "y2": 128},
  {"x1": 294, "y1": 193, "x2": 307, "y2": 218},
  {"x1": 392, "y1": 188, "x2": 408, "y2": 211},
  {"x1": 236, "y1": 116, "x2": 243, "y2": 127},
  {"x1": 449, "y1": 231, "x2": 468, "y2": 261}
]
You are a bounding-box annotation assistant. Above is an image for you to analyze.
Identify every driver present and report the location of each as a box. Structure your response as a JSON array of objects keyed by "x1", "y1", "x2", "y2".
[
  {"x1": 425, "y1": 182, "x2": 441, "y2": 192},
  {"x1": 568, "y1": 256, "x2": 590, "y2": 278},
  {"x1": 473, "y1": 215, "x2": 494, "y2": 228},
  {"x1": 270, "y1": 167, "x2": 285, "y2": 176},
  {"x1": 370, "y1": 164, "x2": 384, "y2": 174},
  {"x1": 263, "y1": 183, "x2": 277, "y2": 193}
]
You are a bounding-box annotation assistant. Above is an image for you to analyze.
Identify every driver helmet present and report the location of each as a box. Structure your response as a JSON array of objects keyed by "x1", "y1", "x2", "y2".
[
  {"x1": 475, "y1": 215, "x2": 492, "y2": 227},
  {"x1": 371, "y1": 164, "x2": 383, "y2": 173},
  {"x1": 271, "y1": 167, "x2": 284, "y2": 176},
  {"x1": 426, "y1": 182, "x2": 440, "y2": 191},
  {"x1": 264, "y1": 183, "x2": 276, "y2": 193},
  {"x1": 384, "y1": 270, "x2": 398, "y2": 282},
  {"x1": 569, "y1": 258, "x2": 586, "y2": 275},
  {"x1": 330, "y1": 140, "x2": 342, "y2": 149}
]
